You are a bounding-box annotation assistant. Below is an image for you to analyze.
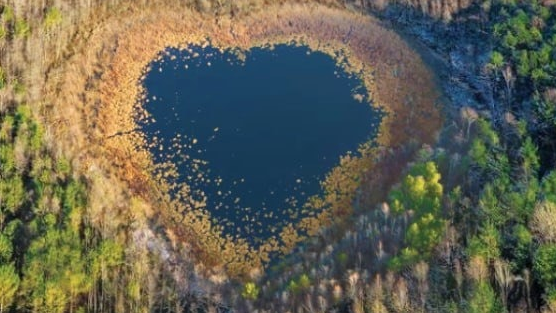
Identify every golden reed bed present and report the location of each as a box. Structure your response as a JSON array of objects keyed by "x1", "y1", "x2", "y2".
[{"x1": 44, "y1": 2, "x2": 442, "y2": 278}]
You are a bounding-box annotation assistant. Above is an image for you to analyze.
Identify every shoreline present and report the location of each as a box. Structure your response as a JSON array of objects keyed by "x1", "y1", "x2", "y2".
[{"x1": 44, "y1": 3, "x2": 443, "y2": 277}]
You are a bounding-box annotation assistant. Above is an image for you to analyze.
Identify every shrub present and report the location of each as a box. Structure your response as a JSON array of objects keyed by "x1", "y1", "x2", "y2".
[
  {"x1": 544, "y1": 289, "x2": 556, "y2": 313},
  {"x1": 490, "y1": 51, "x2": 505, "y2": 69},
  {"x1": 467, "y1": 223, "x2": 501, "y2": 261},
  {"x1": 508, "y1": 224, "x2": 533, "y2": 271},
  {"x1": 542, "y1": 171, "x2": 556, "y2": 203},
  {"x1": 0, "y1": 234, "x2": 13, "y2": 262},
  {"x1": 13, "y1": 80, "x2": 25, "y2": 95},
  {"x1": 466, "y1": 282, "x2": 503, "y2": 313},
  {"x1": 241, "y1": 282, "x2": 259, "y2": 300},
  {"x1": 336, "y1": 252, "x2": 348, "y2": 266},
  {"x1": 44, "y1": 7, "x2": 62, "y2": 29},
  {"x1": 0, "y1": 264, "x2": 20, "y2": 312},
  {"x1": 388, "y1": 247, "x2": 420, "y2": 271},
  {"x1": 1, "y1": 6, "x2": 14, "y2": 23},
  {"x1": 388, "y1": 161, "x2": 445, "y2": 267},
  {"x1": 14, "y1": 18, "x2": 30, "y2": 38},
  {"x1": 298, "y1": 274, "x2": 311, "y2": 289},
  {"x1": 533, "y1": 244, "x2": 556, "y2": 288},
  {"x1": 287, "y1": 274, "x2": 311, "y2": 295}
]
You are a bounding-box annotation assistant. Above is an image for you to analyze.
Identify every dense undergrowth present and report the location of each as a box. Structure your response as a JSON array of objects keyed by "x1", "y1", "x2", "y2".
[
  {"x1": 0, "y1": 100, "x2": 189, "y2": 312},
  {"x1": 0, "y1": 0, "x2": 555, "y2": 312},
  {"x1": 0, "y1": 105, "x2": 145, "y2": 312}
]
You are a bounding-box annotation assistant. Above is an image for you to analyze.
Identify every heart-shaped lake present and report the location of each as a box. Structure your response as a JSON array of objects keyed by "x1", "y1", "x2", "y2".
[{"x1": 139, "y1": 44, "x2": 381, "y2": 242}]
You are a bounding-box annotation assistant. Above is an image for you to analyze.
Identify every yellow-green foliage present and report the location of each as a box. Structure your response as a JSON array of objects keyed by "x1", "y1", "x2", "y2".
[
  {"x1": 0, "y1": 5, "x2": 14, "y2": 39},
  {"x1": 466, "y1": 281, "x2": 503, "y2": 313},
  {"x1": 241, "y1": 282, "x2": 259, "y2": 300},
  {"x1": 0, "y1": 105, "x2": 139, "y2": 312},
  {"x1": 14, "y1": 18, "x2": 30, "y2": 38},
  {"x1": 534, "y1": 244, "x2": 556, "y2": 289},
  {"x1": 287, "y1": 274, "x2": 311, "y2": 294},
  {"x1": 0, "y1": 264, "x2": 20, "y2": 312},
  {"x1": 44, "y1": 7, "x2": 62, "y2": 29},
  {"x1": 1, "y1": 6, "x2": 14, "y2": 23},
  {"x1": 390, "y1": 161, "x2": 443, "y2": 216},
  {"x1": 467, "y1": 223, "x2": 501, "y2": 261},
  {"x1": 489, "y1": 51, "x2": 504, "y2": 69},
  {"x1": 388, "y1": 161, "x2": 445, "y2": 269},
  {"x1": 0, "y1": 67, "x2": 5, "y2": 89},
  {"x1": 13, "y1": 80, "x2": 25, "y2": 96}
]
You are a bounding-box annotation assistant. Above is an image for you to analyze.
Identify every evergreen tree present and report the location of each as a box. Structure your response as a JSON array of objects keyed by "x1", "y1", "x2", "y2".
[{"x1": 0, "y1": 264, "x2": 19, "y2": 313}]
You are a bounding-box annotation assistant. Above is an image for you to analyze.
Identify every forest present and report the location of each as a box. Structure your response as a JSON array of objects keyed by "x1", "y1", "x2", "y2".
[{"x1": 0, "y1": 0, "x2": 555, "y2": 312}]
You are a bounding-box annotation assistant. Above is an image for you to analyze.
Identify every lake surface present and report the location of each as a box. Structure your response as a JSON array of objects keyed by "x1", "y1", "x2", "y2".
[{"x1": 140, "y1": 44, "x2": 380, "y2": 242}]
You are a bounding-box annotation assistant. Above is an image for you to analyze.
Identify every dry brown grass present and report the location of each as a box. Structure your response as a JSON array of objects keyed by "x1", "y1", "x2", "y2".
[
  {"x1": 531, "y1": 201, "x2": 556, "y2": 243},
  {"x1": 42, "y1": 2, "x2": 442, "y2": 277}
]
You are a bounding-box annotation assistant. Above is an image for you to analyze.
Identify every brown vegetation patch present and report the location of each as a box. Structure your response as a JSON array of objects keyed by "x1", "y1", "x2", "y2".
[{"x1": 44, "y1": 3, "x2": 442, "y2": 277}]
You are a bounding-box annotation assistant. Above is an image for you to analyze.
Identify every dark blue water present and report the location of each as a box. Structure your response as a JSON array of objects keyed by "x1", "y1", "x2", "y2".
[{"x1": 141, "y1": 45, "x2": 380, "y2": 242}]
